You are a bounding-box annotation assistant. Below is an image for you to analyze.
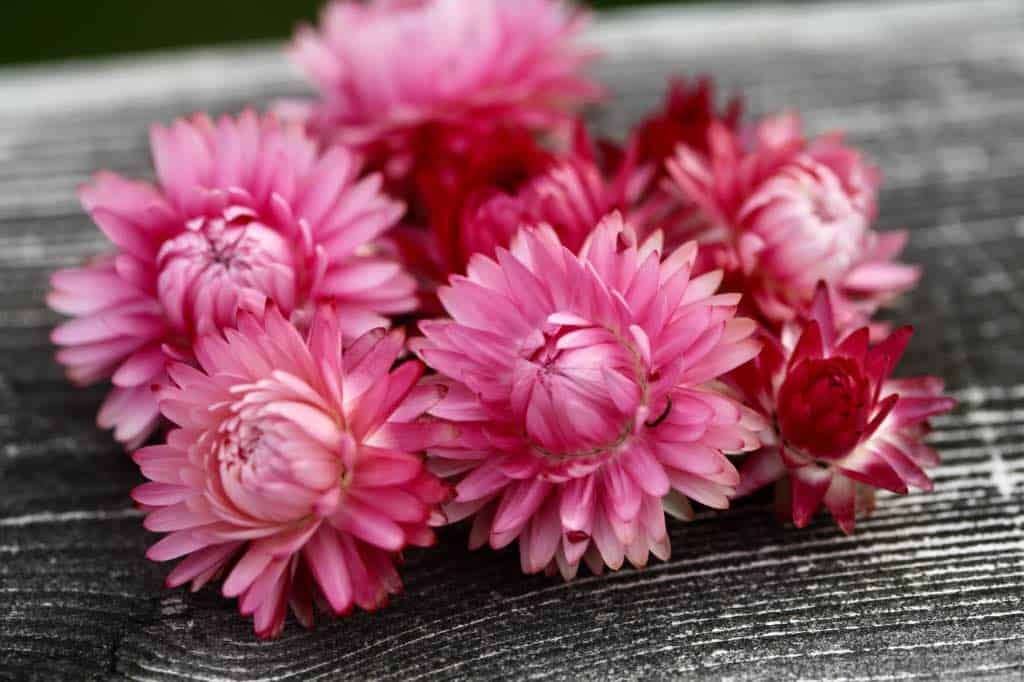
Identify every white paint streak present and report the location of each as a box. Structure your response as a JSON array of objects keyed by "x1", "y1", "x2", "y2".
[{"x1": 0, "y1": 508, "x2": 144, "y2": 527}]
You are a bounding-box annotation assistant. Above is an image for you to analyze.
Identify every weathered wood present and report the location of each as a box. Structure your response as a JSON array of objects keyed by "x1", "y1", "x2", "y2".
[{"x1": 1, "y1": 1, "x2": 1023, "y2": 679}]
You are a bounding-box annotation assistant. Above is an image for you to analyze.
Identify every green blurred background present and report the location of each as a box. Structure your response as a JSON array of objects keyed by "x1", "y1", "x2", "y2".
[{"x1": 2, "y1": 1, "x2": 700, "y2": 67}]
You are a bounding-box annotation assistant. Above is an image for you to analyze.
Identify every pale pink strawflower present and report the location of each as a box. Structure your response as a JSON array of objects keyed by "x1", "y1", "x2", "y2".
[
  {"x1": 665, "y1": 113, "x2": 918, "y2": 330},
  {"x1": 730, "y1": 285, "x2": 956, "y2": 532},
  {"x1": 287, "y1": 0, "x2": 601, "y2": 182},
  {"x1": 413, "y1": 213, "x2": 764, "y2": 578},
  {"x1": 132, "y1": 305, "x2": 453, "y2": 639},
  {"x1": 49, "y1": 110, "x2": 414, "y2": 448}
]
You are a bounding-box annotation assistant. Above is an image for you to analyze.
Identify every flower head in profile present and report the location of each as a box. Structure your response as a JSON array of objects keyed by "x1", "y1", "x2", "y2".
[
  {"x1": 48, "y1": 110, "x2": 413, "y2": 447},
  {"x1": 413, "y1": 213, "x2": 764, "y2": 578},
  {"x1": 730, "y1": 285, "x2": 956, "y2": 532},
  {"x1": 288, "y1": 0, "x2": 601, "y2": 183},
  {"x1": 132, "y1": 305, "x2": 453, "y2": 638},
  {"x1": 665, "y1": 113, "x2": 917, "y2": 330}
]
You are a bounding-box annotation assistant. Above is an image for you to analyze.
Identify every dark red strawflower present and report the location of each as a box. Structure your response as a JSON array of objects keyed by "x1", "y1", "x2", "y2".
[
  {"x1": 417, "y1": 126, "x2": 554, "y2": 275},
  {"x1": 615, "y1": 77, "x2": 746, "y2": 259},
  {"x1": 731, "y1": 285, "x2": 956, "y2": 532},
  {"x1": 399, "y1": 122, "x2": 649, "y2": 291},
  {"x1": 631, "y1": 76, "x2": 742, "y2": 171}
]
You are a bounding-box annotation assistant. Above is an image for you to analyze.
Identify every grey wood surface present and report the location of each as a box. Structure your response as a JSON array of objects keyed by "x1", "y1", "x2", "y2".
[{"x1": 2, "y1": 1, "x2": 1023, "y2": 679}]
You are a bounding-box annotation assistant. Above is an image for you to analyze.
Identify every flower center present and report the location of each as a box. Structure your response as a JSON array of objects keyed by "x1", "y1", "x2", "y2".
[
  {"x1": 810, "y1": 192, "x2": 845, "y2": 224},
  {"x1": 515, "y1": 322, "x2": 647, "y2": 463},
  {"x1": 157, "y1": 208, "x2": 298, "y2": 337},
  {"x1": 777, "y1": 356, "x2": 871, "y2": 461},
  {"x1": 216, "y1": 410, "x2": 278, "y2": 486},
  {"x1": 210, "y1": 380, "x2": 346, "y2": 520}
]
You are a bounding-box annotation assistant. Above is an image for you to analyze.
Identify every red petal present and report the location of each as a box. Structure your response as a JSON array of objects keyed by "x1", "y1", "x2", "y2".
[
  {"x1": 835, "y1": 327, "x2": 869, "y2": 363},
  {"x1": 788, "y1": 320, "x2": 823, "y2": 372},
  {"x1": 791, "y1": 466, "x2": 832, "y2": 527}
]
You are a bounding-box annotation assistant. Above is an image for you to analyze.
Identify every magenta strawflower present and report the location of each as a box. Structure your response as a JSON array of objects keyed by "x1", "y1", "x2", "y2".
[
  {"x1": 413, "y1": 213, "x2": 764, "y2": 578},
  {"x1": 731, "y1": 285, "x2": 956, "y2": 532},
  {"x1": 132, "y1": 305, "x2": 453, "y2": 639},
  {"x1": 287, "y1": 0, "x2": 601, "y2": 182},
  {"x1": 48, "y1": 110, "x2": 413, "y2": 448},
  {"x1": 664, "y1": 113, "x2": 918, "y2": 330}
]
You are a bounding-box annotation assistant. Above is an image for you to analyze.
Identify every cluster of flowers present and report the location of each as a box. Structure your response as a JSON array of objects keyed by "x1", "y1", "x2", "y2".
[{"x1": 49, "y1": 0, "x2": 956, "y2": 638}]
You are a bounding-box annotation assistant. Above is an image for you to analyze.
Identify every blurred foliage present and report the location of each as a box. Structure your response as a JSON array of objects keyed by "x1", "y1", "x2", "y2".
[{"x1": 1, "y1": 0, "x2": 700, "y2": 66}]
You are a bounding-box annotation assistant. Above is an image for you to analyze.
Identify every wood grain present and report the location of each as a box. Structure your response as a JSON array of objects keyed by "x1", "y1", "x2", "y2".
[{"x1": 1, "y1": 1, "x2": 1023, "y2": 679}]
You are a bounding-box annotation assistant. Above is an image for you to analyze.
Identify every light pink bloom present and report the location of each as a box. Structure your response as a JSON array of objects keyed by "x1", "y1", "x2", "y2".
[
  {"x1": 413, "y1": 214, "x2": 764, "y2": 578},
  {"x1": 665, "y1": 113, "x2": 918, "y2": 330},
  {"x1": 287, "y1": 0, "x2": 601, "y2": 181},
  {"x1": 49, "y1": 110, "x2": 413, "y2": 448},
  {"x1": 132, "y1": 305, "x2": 453, "y2": 639},
  {"x1": 731, "y1": 286, "x2": 956, "y2": 532}
]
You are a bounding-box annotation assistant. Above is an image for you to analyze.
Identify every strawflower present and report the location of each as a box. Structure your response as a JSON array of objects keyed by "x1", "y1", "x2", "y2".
[
  {"x1": 665, "y1": 113, "x2": 918, "y2": 330},
  {"x1": 731, "y1": 285, "x2": 956, "y2": 531},
  {"x1": 132, "y1": 305, "x2": 452, "y2": 638},
  {"x1": 288, "y1": 0, "x2": 601, "y2": 185},
  {"x1": 402, "y1": 122, "x2": 651, "y2": 290},
  {"x1": 413, "y1": 213, "x2": 764, "y2": 578},
  {"x1": 49, "y1": 110, "x2": 412, "y2": 447}
]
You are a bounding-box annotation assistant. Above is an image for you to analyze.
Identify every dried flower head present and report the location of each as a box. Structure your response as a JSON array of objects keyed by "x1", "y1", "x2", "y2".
[
  {"x1": 414, "y1": 213, "x2": 764, "y2": 578},
  {"x1": 133, "y1": 305, "x2": 453, "y2": 638},
  {"x1": 665, "y1": 113, "x2": 917, "y2": 330},
  {"x1": 49, "y1": 110, "x2": 413, "y2": 447},
  {"x1": 731, "y1": 285, "x2": 956, "y2": 531},
  {"x1": 289, "y1": 0, "x2": 601, "y2": 182}
]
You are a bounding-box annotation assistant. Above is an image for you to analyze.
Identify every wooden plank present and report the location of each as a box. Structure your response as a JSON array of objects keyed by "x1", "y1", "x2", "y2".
[{"x1": 1, "y1": 1, "x2": 1022, "y2": 679}]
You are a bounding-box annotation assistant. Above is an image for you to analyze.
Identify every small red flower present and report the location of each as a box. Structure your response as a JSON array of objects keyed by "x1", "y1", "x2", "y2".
[
  {"x1": 398, "y1": 122, "x2": 647, "y2": 292},
  {"x1": 630, "y1": 76, "x2": 742, "y2": 177},
  {"x1": 731, "y1": 285, "x2": 957, "y2": 532},
  {"x1": 415, "y1": 126, "x2": 554, "y2": 277}
]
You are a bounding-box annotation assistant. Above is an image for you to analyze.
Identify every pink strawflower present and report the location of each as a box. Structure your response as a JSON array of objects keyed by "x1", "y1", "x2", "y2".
[
  {"x1": 48, "y1": 110, "x2": 413, "y2": 448},
  {"x1": 731, "y1": 285, "x2": 956, "y2": 532},
  {"x1": 413, "y1": 213, "x2": 764, "y2": 578},
  {"x1": 665, "y1": 113, "x2": 918, "y2": 330},
  {"x1": 132, "y1": 305, "x2": 453, "y2": 639},
  {"x1": 287, "y1": 0, "x2": 601, "y2": 183}
]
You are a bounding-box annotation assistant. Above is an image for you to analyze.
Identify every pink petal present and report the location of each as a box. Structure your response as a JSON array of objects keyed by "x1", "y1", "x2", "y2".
[
  {"x1": 223, "y1": 548, "x2": 273, "y2": 598},
  {"x1": 303, "y1": 526, "x2": 353, "y2": 615},
  {"x1": 735, "y1": 447, "x2": 786, "y2": 498},
  {"x1": 492, "y1": 479, "x2": 552, "y2": 537},
  {"x1": 822, "y1": 475, "x2": 857, "y2": 534}
]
